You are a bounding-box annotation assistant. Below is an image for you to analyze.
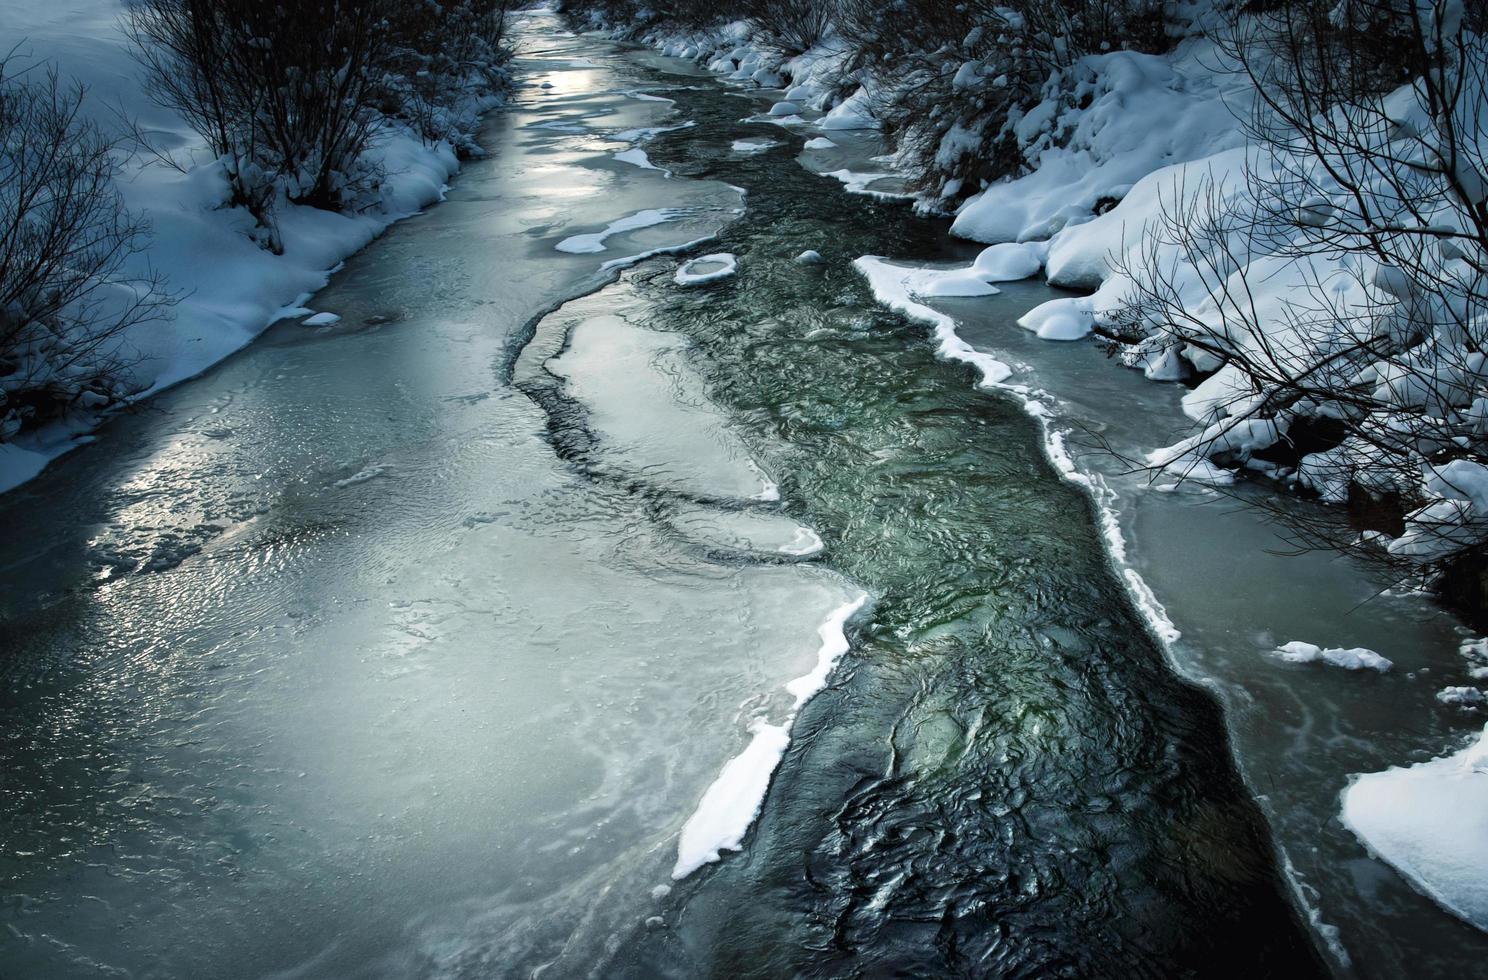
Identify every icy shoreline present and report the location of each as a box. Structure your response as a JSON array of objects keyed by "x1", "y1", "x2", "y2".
[{"x1": 0, "y1": 0, "x2": 512, "y2": 495}]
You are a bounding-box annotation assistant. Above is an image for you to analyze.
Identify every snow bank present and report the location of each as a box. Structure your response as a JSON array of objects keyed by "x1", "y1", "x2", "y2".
[
  {"x1": 1342, "y1": 725, "x2": 1488, "y2": 932},
  {"x1": 674, "y1": 593, "x2": 868, "y2": 878},
  {"x1": 951, "y1": 46, "x2": 1247, "y2": 246},
  {"x1": 0, "y1": 0, "x2": 500, "y2": 494}
]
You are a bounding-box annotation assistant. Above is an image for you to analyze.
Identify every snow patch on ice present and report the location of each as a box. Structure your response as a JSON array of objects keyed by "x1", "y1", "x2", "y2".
[
  {"x1": 613, "y1": 147, "x2": 668, "y2": 175},
  {"x1": 673, "y1": 593, "x2": 868, "y2": 879},
  {"x1": 820, "y1": 169, "x2": 914, "y2": 201},
  {"x1": 556, "y1": 208, "x2": 693, "y2": 254},
  {"x1": 1271, "y1": 641, "x2": 1393, "y2": 672},
  {"x1": 1341, "y1": 725, "x2": 1488, "y2": 932}
]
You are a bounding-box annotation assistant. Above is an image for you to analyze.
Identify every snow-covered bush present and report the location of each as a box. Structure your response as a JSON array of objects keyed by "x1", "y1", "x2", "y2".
[
  {"x1": 1110, "y1": 0, "x2": 1488, "y2": 596},
  {"x1": 127, "y1": 0, "x2": 395, "y2": 234},
  {"x1": 381, "y1": 0, "x2": 516, "y2": 158},
  {"x1": 835, "y1": 0, "x2": 1174, "y2": 202},
  {"x1": 0, "y1": 64, "x2": 172, "y2": 444},
  {"x1": 128, "y1": 0, "x2": 514, "y2": 245}
]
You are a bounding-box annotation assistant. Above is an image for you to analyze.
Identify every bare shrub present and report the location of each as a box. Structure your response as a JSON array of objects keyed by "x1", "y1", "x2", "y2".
[
  {"x1": 0, "y1": 63, "x2": 171, "y2": 443},
  {"x1": 835, "y1": 0, "x2": 1172, "y2": 201},
  {"x1": 126, "y1": 0, "x2": 395, "y2": 233},
  {"x1": 383, "y1": 0, "x2": 516, "y2": 156},
  {"x1": 746, "y1": 0, "x2": 834, "y2": 56}
]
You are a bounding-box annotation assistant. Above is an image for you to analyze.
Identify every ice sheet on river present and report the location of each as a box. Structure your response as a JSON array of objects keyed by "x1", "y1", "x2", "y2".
[{"x1": 549, "y1": 314, "x2": 779, "y2": 502}]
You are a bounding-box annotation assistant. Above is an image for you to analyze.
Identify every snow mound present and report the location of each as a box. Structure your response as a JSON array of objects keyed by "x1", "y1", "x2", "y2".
[
  {"x1": 674, "y1": 253, "x2": 739, "y2": 286},
  {"x1": 818, "y1": 87, "x2": 877, "y2": 130},
  {"x1": 1271, "y1": 641, "x2": 1393, "y2": 672},
  {"x1": 803, "y1": 137, "x2": 836, "y2": 150},
  {"x1": 1438, "y1": 687, "x2": 1486, "y2": 709},
  {"x1": 301, "y1": 312, "x2": 341, "y2": 327},
  {"x1": 1341, "y1": 725, "x2": 1488, "y2": 932}
]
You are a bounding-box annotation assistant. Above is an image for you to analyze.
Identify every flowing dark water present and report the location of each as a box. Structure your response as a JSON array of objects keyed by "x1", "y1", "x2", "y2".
[{"x1": 0, "y1": 13, "x2": 1324, "y2": 978}]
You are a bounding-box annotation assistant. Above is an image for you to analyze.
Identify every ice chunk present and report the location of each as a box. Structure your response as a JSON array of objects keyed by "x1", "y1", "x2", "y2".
[
  {"x1": 1271, "y1": 641, "x2": 1393, "y2": 672},
  {"x1": 675, "y1": 253, "x2": 738, "y2": 286},
  {"x1": 301, "y1": 312, "x2": 341, "y2": 326}
]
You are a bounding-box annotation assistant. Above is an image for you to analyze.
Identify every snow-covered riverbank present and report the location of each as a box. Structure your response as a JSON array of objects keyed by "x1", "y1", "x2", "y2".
[{"x1": 1, "y1": 0, "x2": 512, "y2": 493}]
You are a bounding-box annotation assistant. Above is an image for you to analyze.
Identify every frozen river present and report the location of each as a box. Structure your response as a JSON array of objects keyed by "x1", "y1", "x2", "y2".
[{"x1": 1, "y1": 10, "x2": 1476, "y2": 978}]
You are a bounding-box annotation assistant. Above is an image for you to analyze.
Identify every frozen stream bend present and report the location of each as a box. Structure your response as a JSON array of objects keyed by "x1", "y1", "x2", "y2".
[{"x1": 0, "y1": 12, "x2": 1326, "y2": 979}]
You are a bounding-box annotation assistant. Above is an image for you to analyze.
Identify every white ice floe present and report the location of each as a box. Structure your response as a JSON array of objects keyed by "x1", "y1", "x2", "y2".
[
  {"x1": 673, "y1": 593, "x2": 869, "y2": 879},
  {"x1": 556, "y1": 208, "x2": 692, "y2": 254},
  {"x1": 301, "y1": 312, "x2": 342, "y2": 327},
  {"x1": 613, "y1": 147, "x2": 667, "y2": 173},
  {"x1": 1270, "y1": 641, "x2": 1393, "y2": 672},
  {"x1": 675, "y1": 253, "x2": 739, "y2": 286},
  {"x1": 795, "y1": 250, "x2": 824, "y2": 265},
  {"x1": 333, "y1": 465, "x2": 387, "y2": 488},
  {"x1": 803, "y1": 137, "x2": 837, "y2": 150},
  {"x1": 1341, "y1": 724, "x2": 1488, "y2": 932},
  {"x1": 820, "y1": 169, "x2": 914, "y2": 201},
  {"x1": 612, "y1": 121, "x2": 696, "y2": 143},
  {"x1": 731, "y1": 139, "x2": 777, "y2": 153}
]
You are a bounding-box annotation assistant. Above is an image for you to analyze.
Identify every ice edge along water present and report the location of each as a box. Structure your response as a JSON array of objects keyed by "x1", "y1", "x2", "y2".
[
  {"x1": 672, "y1": 593, "x2": 869, "y2": 880},
  {"x1": 851, "y1": 256, "x2": 1183, "y2": 651}
]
